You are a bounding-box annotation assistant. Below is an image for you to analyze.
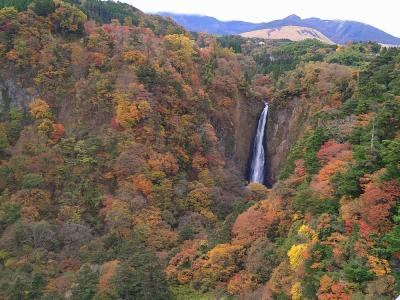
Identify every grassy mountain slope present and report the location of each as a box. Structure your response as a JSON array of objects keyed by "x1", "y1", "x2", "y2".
[
  {"x1": 240, "y1": 25, "x2": 334, "y2": 44},
  {"x1": 264, "y1": 14, "x2": 400, "y2": 45}
]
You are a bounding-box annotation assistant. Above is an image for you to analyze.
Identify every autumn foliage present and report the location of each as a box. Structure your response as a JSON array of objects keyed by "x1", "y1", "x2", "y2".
[{"x1": 0, "y1": 1, "x2": 399, "y2": 299}]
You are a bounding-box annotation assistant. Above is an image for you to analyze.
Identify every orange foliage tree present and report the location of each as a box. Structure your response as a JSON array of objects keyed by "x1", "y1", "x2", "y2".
[
  {"x1": 98, "y1": 260, "x2": 120, "y2": 291},
  {"x1": 148, "y1": 152, "x2": 179, "y2": 175},
  {"x1": 192, "y1": 243, "x2": 244, "y2": 289},
  {"x1": 232, "y1": 201, "x2": 274, "y2": 246},
  {"x1": 165, "y1": 239, "x2": 206, "y2": 284},
  {"x1": 132, "y1": 206, "x2": 178, "y2": 250},
  {"x1": 29, "y1": 98, "x2": 52, "y2": 119},
  {"x1": 132, "y1": 174, "x2": 153, "y2": 198},
  {"x1": 317, "y1": 274, "x2": 350, "y2": 300},
  {"x1": 227, "y1": 271, "x2": 258, "y2": 295},
  {"x1": 359, "y1": 179, "x2": 400, "y2": 233}
]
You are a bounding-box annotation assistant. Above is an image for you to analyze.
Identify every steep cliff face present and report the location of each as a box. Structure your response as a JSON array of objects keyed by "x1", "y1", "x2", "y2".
[
  {"x1": 0, "y1": 62, "x2": 352, "y2": 187},
  {"x1": 233, "y1": 96, "x2": 264, "y2": 175},
  {"x1": 266, "y1": 97, "x2": 307, "y2": 184},
  {"x1": 264, "y1": 62, "x2": 356, "y2": 183},
  {"x1": 0, "y1": 75, "x2": 38, "y2": 120},
  {"x1": 0, "y1": 69, "x2": 261, "y2": 179}
]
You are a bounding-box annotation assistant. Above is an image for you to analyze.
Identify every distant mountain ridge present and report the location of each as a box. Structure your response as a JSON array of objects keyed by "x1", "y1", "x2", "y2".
[
  {"x1": 159, "y1": 13, "x2": 400, "y2": 45},
  {"x1": 159, "y1": 13, "x2": 263, "y2": 35}
]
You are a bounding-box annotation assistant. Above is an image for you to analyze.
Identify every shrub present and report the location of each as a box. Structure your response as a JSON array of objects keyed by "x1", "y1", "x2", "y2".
[{"x1": 21, "y1": 173, "x2": 44, "y2": 189}]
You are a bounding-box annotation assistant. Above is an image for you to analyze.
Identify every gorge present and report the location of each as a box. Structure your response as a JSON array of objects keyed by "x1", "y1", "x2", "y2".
[{"x1": 0, "y1": 1, "x2": 399, "y2": 299}]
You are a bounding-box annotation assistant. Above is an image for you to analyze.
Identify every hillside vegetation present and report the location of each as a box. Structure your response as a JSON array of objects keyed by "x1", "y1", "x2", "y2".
[{"x1": 0, "y1": 1, "x2": 399, "y2": 299}]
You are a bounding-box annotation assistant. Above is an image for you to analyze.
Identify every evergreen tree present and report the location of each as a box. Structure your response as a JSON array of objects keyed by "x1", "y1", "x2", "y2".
[
  {"x1": 32, "y1": 0, "x2": 55, "y2": 16},
  {"x1": 71, "y1": 264, "x2": 99, "y2": 300}
]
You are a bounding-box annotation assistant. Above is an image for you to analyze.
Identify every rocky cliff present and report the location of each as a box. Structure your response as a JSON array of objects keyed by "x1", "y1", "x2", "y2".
[
  {"x1": 0, "y1": 75, "x2": 38, "y2": 121},
  {"x1": 266, "y1": 97, "x2": 306, "y2": 184},
  {"x1": 233, "y1": 96, "x2": 264, "y2": 176},
  {"x1": 265, "y1": 62, "x2": 356, "y2": 183}
]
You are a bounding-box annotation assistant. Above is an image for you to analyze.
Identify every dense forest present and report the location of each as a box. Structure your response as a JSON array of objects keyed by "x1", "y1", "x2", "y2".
[{"x1": 0, "y1": 1, "x2": 399, "y2": 299}]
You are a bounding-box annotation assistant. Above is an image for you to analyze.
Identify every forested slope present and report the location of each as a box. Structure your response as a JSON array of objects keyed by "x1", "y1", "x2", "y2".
[{"x1": 0, "y1": 1, "x2": 399, "y2": 299}]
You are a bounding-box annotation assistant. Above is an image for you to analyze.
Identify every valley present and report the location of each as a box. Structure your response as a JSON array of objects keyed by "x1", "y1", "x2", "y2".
[{"x1": 0, "y1": 1, "x2": 399, "y2": 299}]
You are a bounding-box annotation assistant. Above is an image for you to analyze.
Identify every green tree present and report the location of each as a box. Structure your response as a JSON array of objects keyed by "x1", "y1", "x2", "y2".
[
  {"x1": 21, "y1": 173, "x2": 44, "y2": 189},
  {"x1": 7, "y1": 276, "x2": 29, "y2": 300},
  {"x1": 52, "y1": 2, "x2": 87, "y2": 33},
  {"x1": 0, "y1": 127, "x2": 9, "y2": 151},
  {"x1": 71, "y1": 264, "x2": 99, "y2": 300},
  {"x1": 111, "y1": 264, "x2": 142, "y2": 300},
  {"x1": 344, "y1": 259, "x2": 374, "y2": 283},
  {"x1": 382, "y1": 138, "x2": 400, "y2": 180},
  {"x1": 383, "y1": 226, "x2": 400, "y2": 256},
  {"x1": 0, "y1": 0, "x2": 32, "y2": 11},
  {"x1": 32, "y1": 0, "x2": 55, "y2": 16},
  {"x1": 113, "y1": 240, "x2": 172, "y2": 300},
  {"x1": 332, "y1": 166, "x2": 363, "y2": 198},
  {"x1": 27, "y1": 272, "x2": 46, "y2": 299}
]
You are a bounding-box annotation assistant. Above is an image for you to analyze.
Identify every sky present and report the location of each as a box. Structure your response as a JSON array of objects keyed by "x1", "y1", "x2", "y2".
[{"x1": 126, "y1": 0, "x2": 400, "y2": 37}]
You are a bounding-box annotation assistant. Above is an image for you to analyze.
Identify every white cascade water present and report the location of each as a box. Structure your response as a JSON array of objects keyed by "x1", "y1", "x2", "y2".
[{"x1": 249, "y1": 103, "x2": 269, "y2": 184}]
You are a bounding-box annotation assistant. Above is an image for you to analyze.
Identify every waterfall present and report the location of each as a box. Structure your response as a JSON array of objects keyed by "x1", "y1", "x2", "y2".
[{"x1": 249, "y1": 103, "x2": 269, "y2": 184}]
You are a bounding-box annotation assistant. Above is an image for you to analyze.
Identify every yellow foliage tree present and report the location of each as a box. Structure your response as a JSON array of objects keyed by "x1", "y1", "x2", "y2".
[
  {"x1": 116, "y1": 99, "x2": 140, "y2": 128},
  {"x1": 123, "y1": 50, "x2": 145, "y2": 64},
  {"x1": 37, "y1": 118, "x2": 53, "y2": 136},
  {"x1": 245, "y1": 182, "x2": 269, "y2": 201},
  {"x1": 193, "y1": 243, "x2": 244, "y2": 287},
  {"x1": 137, "y1": 99, "x2": 152, "y2": 116},
  {"x1": 287, "y1": 243, "x2": 308, "y2": 269},
  {"x1": 29, "y1": 98, "x2": 55, "y2": 136},
  {"x1": 198, "y1": 169, "x2": 216, "y2": 187},
  {"x1": 298, "y1": 224, "x2": 318, "y2": 242},
  {"x1": 164, "y1": 34, "x2": 195, "y2": 73},
  {"x1": 368, "y1": 255, "x2": 391, "y2": 276},
  {"x1": 29, "y1": 98, "x2": 52, "y2": 119},
  {"x1": 291, "y1": 282, "x2": 302, "y2": 300},
  {"x1": 186, "y1": 187, "x2": 211, "y2": 213}
]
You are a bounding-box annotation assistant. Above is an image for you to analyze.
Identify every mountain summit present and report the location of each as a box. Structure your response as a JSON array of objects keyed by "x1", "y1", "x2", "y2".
[
  {"x1": 283, "y1": 14, "x2": 302, "y2": 22},
  {"x1": 160, "y1": 13, "x2": 400, "y2": 45}
]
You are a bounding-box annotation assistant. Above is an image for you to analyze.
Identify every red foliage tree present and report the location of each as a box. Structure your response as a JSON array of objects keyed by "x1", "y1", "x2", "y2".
[
  {"x1": 360, "y1": 179, "x2": 400, "y2": 233},
  {"x1": 317, "y1": 140, "x2": 351, "y2": 163}
]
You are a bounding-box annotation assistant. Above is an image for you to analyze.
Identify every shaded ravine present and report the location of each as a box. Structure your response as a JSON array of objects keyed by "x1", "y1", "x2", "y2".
[{"x1": 249, "y1": 103, "x2": 269, "y2": 184}]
